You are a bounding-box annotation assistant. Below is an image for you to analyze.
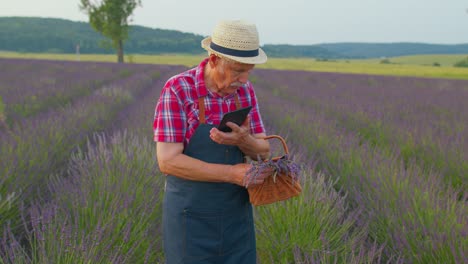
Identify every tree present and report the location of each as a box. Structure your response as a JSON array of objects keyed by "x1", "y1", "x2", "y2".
[{"x1": 79, "y1": 0, "x2": 141, "y2": 63}]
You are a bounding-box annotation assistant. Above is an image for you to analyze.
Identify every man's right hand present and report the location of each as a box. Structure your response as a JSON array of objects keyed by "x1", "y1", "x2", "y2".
[{"x1": 230, "y1": 163, "x2": 273, "y2": 187}]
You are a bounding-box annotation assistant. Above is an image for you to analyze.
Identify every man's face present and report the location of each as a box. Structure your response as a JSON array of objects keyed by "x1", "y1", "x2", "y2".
[{"x1": 212, "y1": 57, "x2": 255, "y2": 96}]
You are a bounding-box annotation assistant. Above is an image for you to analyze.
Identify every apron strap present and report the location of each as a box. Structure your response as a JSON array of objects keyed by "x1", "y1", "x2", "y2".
[
  {"x1": 198, "y1": 97, "x2": 206, "y2": 124},
  {"x1": 198, "y1": 93, "x2": 241, "y2": 124}
]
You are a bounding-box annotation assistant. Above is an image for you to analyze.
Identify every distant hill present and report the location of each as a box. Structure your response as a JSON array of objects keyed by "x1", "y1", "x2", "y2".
[
  {"x1": 1, "y1": 17, "x2": 467, "y2": 59},
  {"x1": 0, "y1": 17, "x2": 205, "y2": 54},
  {"x1": 261, "y1": 44, "x2": 342, "y2": 59}
]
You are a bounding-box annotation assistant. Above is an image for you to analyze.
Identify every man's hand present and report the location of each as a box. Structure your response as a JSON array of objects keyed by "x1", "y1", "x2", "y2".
[
  {"x1": 209, "y1": 116, "x2": 270, "y2": 160},
  {"x1": 209, "y1": 116, "x2": 251, "y2": 146},
  {"x1": 230, "y1": 163, "x2": 272, "y2": 187}
]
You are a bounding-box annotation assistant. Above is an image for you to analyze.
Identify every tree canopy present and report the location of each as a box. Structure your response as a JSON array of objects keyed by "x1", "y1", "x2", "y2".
[{"x1": 80, "y1": 0, "x2": 142, "y2": 62}]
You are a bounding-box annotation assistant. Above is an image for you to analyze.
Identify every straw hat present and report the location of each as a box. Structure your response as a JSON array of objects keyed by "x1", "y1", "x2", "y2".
[{"x1": 201, "y1": 20, "x2": 267, "y2": 64}]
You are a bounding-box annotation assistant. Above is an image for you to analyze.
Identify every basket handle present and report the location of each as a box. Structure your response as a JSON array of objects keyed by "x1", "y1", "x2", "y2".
[{"x1": 262, "y1": 135, "x2": 289, "y2": 160}]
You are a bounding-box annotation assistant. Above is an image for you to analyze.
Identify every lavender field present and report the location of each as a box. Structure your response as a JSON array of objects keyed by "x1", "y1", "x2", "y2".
[{"x1": 0, "y1": 58, "x2": 466, "y2": 264}]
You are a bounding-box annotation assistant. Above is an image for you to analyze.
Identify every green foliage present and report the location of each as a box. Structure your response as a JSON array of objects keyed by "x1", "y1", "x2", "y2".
[
  {"x1": 256, "y1": 171, "x2": 372, "y2": 263},
  {"x1": 29, "y1": 133, "x2": 164, "y2": 263},
  {"x1": 453, "y1": 57, "x2": 468, "y2": 67},
  {"x1": 0, "y1": 96, "x2": 5, "y2": 122},
  {"x1": 0, "y1": 17, "x2": 205, "y2": 55},
  {"x1": 80, "y1": 0, "x2": 142, "y2": 62}
]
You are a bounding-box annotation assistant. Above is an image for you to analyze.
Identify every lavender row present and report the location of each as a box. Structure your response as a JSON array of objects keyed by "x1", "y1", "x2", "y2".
[
  {"x1": 255, "y1": 82, "x2": 466, "y2": 263},
  {"x1": 7, "y1": 72, "x2": 385, "y2": 263},
  {"x1": 107, "y1": 64, "x2": 187, "y2": 138},
  {"x1": 252, "y1": 69, "x2": 467, "y2": 191},
  {"x1": 1, "y1": 61, "x2": 186, "y2": 263},
  {"x1": 1, "y1": 132, "x2": 164, "y2": 263},
  {"x1": 255, "y1": 166, "x2": 397, "y2": 263},
  {"x1": 2, "y1": 59, "x2": 465, "y2": 263},
  {"x1": 0, "y1": 60, "x2": 167, "y2": 238},
  {"x1": 0, "y1": 58, "x2": 149, "y2": 122}
]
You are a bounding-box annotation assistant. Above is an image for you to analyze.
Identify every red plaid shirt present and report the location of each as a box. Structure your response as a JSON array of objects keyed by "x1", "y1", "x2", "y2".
[{"x1": 153, "y1": 58, "x2": 266, "y2": 145}]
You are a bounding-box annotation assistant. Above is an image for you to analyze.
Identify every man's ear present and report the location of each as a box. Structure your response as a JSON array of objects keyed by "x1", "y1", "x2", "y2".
[{"x1": 208, "y1": 54, "x2": 219, "y2": 68}]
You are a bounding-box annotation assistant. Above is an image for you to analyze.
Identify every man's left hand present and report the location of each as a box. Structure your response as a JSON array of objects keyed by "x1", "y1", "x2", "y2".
[{"x1": 209, "y1": 116, "x2": 251, "y2": 146}]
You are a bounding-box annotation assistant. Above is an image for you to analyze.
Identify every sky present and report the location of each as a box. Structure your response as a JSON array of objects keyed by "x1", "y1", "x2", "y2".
[{"x1": 0, "y1": 0, "x2": 467, "y2": 45}]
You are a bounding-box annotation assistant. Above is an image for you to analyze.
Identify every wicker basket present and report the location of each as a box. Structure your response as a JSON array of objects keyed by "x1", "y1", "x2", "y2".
[{"x1": 248, "y1": 135, "x2": 302, "y2": 206}]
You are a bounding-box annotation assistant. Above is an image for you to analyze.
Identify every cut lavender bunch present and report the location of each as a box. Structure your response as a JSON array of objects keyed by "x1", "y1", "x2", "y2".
[{"x1": 244, "y1": 154, "x2": 301, "y2": 188}]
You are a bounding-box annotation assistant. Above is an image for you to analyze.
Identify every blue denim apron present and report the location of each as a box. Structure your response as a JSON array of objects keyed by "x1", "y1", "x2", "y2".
[{"x1": 162, "y1": 96, "x2": 256, "y2": 264}]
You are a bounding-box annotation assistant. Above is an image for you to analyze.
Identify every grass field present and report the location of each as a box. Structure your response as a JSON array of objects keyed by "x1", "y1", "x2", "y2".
[
  {"x1": 356, "y1": 54, "x2": 468, "y2": 66},
  {"x1": 1, "y1": 51, "x2": 468, "y2": 80}
]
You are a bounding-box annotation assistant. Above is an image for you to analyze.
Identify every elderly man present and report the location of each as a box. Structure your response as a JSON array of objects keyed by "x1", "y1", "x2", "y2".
[{"x1": 153, "y1": 20, "x2": 270, "y2": 264}]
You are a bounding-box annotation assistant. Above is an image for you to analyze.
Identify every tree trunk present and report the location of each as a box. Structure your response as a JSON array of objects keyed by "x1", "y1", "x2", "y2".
[{"x1": 117, "y1": 39, "x2": 124, "y2": 63}]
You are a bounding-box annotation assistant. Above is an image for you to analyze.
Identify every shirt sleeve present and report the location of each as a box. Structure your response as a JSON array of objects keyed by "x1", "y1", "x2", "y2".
[{"x1": 153, "y1": 81, "x2": 186, "y2": 142}]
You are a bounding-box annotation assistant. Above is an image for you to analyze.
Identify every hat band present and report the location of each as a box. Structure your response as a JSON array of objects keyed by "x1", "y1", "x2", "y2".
[{"x1": 210, "y1": 42, "x2": 259, "y2": 57}]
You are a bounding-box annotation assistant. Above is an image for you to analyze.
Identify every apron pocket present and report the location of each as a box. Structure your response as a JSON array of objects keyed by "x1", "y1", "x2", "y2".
[{"x1": 184, "y1": 209, "x2": 222, "y2": 259}]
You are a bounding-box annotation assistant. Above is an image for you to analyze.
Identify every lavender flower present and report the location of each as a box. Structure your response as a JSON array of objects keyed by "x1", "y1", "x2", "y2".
[{"x1": 244, "y1": 154, "x2": 301, "y2": 187}]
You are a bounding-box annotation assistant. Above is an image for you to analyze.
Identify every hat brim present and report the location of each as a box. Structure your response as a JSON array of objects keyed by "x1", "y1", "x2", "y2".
[{"x1": 201, "y1": 37, "x2": 267, "y2": 65}]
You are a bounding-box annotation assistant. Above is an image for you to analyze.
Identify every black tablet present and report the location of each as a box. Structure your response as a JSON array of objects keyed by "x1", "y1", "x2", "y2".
[{"x1": 218, "y1": 106, "x2": 253, "y2": 132}]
